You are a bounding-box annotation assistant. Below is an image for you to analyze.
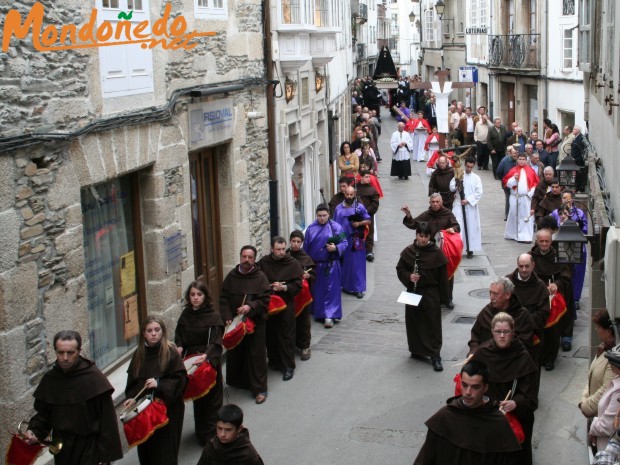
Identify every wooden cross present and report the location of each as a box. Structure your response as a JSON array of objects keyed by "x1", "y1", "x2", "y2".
[{"x1": 409, "y1": 69, "x2": 475, "y2": 92}]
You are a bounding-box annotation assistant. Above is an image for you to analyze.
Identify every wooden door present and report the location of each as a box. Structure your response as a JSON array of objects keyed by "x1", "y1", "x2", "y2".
[
  {"x1": 189, "y1": 150, "x2": 222, "y2": 306},
  {"x1": 506, "y1": 83, "x2": 516, "y2": 127}
]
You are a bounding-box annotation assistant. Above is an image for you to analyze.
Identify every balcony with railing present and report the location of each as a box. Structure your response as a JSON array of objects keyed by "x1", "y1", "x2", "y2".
[
  {"x1": 356, "y1": 43, "x2": 367, "y2": 60},
  {"x1": 390, "y1": 24, "x2": 399, "y2": 37},
  {"x1": 488, "y1": 34, "x2": 541, "y2": 70},
  {"x1": 352, "y1": 1, "x2": 367, "y2": 24}
]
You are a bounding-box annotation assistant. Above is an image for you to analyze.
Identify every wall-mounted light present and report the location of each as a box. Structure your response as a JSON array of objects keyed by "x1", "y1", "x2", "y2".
[
  {"x1": 435, "y1": 0, "x2": 445, "y2": 20},
  {"x1": 315, "y1": 72, "x2": 325, "y2": 93},
  {"x1": 285, "y1": 77, "x2": 297, "y2": 103}
]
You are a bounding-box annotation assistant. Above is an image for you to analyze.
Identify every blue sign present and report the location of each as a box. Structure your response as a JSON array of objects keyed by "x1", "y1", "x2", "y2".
[{"x1": 459, "y1": 66, "x2": 478, "y2": 83}]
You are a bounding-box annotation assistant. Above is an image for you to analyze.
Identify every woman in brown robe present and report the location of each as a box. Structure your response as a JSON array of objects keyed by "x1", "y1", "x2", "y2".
[
  {"x1": 125, "y1": 316, "x2": 188, "y2": 465},
  {"x1": 175, "y1": 279, "x2": 224, "y2": 445},
  {"x1": 396, "y1": 221, "x2": 449, "y2": 371},
  {"x1": 473, "y1": 312, "x2": 538, "y2": 465}
]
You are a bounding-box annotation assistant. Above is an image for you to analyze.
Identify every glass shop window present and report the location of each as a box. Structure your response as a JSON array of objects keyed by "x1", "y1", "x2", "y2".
[
  {"x1": 81, "y1": 175, "x2": 143, "y2": 369},
  {"x1": 292, "y1": 154, "x2": 306, "y2": 230}
]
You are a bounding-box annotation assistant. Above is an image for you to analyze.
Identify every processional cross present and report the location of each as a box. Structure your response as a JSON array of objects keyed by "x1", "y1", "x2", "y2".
[{"x1": 410, "y1": 70, "x2": 475, "y2": 134}]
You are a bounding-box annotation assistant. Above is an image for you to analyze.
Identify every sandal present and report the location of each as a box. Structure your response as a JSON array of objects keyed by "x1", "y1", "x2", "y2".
[{"x1": 255, "y1": 392, "x2": 268, "y2": 404}]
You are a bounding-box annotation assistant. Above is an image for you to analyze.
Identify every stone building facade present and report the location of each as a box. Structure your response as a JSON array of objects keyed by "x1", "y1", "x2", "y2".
[{"x1": 0, "y1": 0, "x2": 269, "y2": 455}]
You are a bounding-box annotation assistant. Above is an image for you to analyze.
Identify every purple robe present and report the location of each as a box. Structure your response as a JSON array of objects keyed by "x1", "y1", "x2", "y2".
[
  {"x1": 551, "y1": 207, "x2": 588, "y2": 302},
  {"x1": 333, "y1": 202, "x2": 371, "y2": 293},
  {"x1": 303, "y1": 219, "x2": 348, "y2": 319}
]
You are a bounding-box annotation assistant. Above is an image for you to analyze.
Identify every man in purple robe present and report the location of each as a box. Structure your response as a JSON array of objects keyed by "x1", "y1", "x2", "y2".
[
  {"x1": 334, "y1": 186, "x2": 371, "y2": 299},
  {"x1": 303, "y1": 204, "x2": 348, "y2": 328}
]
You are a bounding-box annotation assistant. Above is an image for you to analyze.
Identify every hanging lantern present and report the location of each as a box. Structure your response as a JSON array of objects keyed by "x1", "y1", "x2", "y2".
[
  {"x1": 552, "y1": 219, "x2": 587, "y2": 264},
  {"x1": 556, "y1": 155, "x2": 580, "y2": 190}
]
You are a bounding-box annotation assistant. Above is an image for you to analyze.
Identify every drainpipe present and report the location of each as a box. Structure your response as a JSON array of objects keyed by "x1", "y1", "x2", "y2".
[
  {"x1": 543, "y1": 0, "x2": 549, "y2": 117},
  {"x1": 263, "y1": 0, "x2": 279, "y2": 237}
]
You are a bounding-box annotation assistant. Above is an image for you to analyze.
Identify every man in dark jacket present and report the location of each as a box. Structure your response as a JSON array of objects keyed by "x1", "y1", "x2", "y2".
[
  {"x1": 356, "y1": 170, "x2": 380, "y2": 261},
  {"x1": 487, "y1": 117, "x2": 507, "y2": 179}
]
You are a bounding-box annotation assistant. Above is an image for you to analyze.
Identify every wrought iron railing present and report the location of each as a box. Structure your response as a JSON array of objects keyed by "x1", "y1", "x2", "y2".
[
  {"x1": 488, "y1": 34, "x2": 541, "y2": 69},
  {"x1": 358, "y1": 3, "x2": 368, "y2": 22}
]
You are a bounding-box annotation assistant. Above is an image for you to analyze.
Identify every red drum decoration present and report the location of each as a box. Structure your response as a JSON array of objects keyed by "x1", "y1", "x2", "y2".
[
  {"x1": 439, "y1": 230, "x2": 463, "y2": 279},
  {"x1": 268, "y1": 294, "x2": 287, "y2": 316},
  {"x1": 120, "y1": 397, "x2": 169, "y2": 448},
  {"x1": 294, "y1": 279, "x2": 313, "y2": 318},
  {"x1": 223, "y1": 315, "x2": 255, "y2": 350},
  {"x1": 545, "y1": 292, "x2": 567, "y2": 328},
  {"x1": 183, "y1": 355, "x2": 217, "y2": 401},
  {"x1": 5, "y1": 434, "x2": 44, "y2": 465}
]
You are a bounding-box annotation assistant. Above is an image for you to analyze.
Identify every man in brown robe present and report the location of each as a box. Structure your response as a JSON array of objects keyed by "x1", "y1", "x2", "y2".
[
  {"x1": 402, "y1": 193, "x2": 460, "y2": 309},
  {"x1": 530, "y1": 166, "x2": 554, "y2": 225},
  {"x1": 25, "y1": 330, "x2": 123, "y2": 465},
  {"x1": 356, "y1": 170, "x2": 380, "y2": 261},
  {"x1": 506, "y1": 254, "x2": 550, "y2": 368},
  {"x1": 220, "y1": 245, "x2": 271, "y2": 404},
  {"x1": 258, "y1": 236, "x2": 303, "y2": 381},
  {"x1": 414, "y1": 361, "x2": 521, "y2": 465},
  {"x1": 468, "y1": 277, "x2": 535, "y2": 355},
  {"x1": 528, "y1": 229, "x2": 574, "y2": 371},
  {"x1": 533, "y1": 177, "x2": 563, "y2": 228},
  {"x1": 428, "y1": 156, "x2": 456, "y2": 210},
  {"x1": 328, "y1": 176, "x2": 353, "y2": 217},
  {"x1": 288, "y1": 230, "x2": 316, "y2": 361},
  {"x1": 396, "y1": 222, "x2": 449, "y2": 371}
]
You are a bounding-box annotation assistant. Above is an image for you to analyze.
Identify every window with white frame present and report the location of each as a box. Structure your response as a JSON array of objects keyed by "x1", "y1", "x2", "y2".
[
  {"x1": 315, "y1": 0, "x2": 329, "y2": 26},
  {"x1": 563, "y1": 0, "x2": 575, "y2": 16},
  {"x1": 424, "y1": 9, "x2": 435, "y2": 42},
  {"x1": 562, "y1": 28, "x2": 573, "y2": 69},
  {"x1": 97, "y1": 0, "x2": 153, "y2": 98},
  {"x1": 529, "y1": 0, "x2": 536, "y2": 35},
  {"x1": 604, "y1": 0, "x2": 615, "y2": 77},
  {"x1": 578, "y1": 0, "x2": 591, "y2": 68},
  {"x1": 282, "y1": 0, "x2": 301, "y2": 24},
  {"x1": 470, "y1": 0, "x2": 480, "y2": 27},
  {"x1": 301, "y1": 77, "x2": 309, "y2": 105},
  {"x1": 196, "y1": 0, "x2": 228, "y2": 20}
]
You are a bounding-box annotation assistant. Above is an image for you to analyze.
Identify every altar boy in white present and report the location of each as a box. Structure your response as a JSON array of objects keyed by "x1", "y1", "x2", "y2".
[
  {"x1": 449, "y1": 156, "x2": 483, "y2": 258},
  {"x1": 502, "y1": 152, "x2": 539, "y2": 243}
]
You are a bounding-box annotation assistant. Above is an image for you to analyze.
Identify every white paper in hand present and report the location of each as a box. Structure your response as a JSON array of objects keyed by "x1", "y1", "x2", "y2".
[{"x1": 397, "y1": 291, "x2": 422, "y2": 306}]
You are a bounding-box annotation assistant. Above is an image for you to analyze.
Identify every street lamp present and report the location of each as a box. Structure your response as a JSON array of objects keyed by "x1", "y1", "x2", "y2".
[
  {"x1": 435, "y1": 0, "x2": 445, "y2": 20},
  {"x1": 557, "y1": 154, "x2": 581, "y2": 190},
  {"x1": 553, "y1": 219, "x2": 588, "y2": 264}
]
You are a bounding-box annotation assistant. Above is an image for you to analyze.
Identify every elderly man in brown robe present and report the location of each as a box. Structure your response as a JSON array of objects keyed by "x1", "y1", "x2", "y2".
[
  {"x1": 402, "y1": 193, "x2": 460, "y2": 309},
  {"x1": 258, "y1": 236, "x2": 303, "y2": 382},
  {"x1": 533, "y1": 175, "x2": 563, "y2": 228},
  {"x1": 428, "y1": 155, "x2": 456, "y2": 210},
  {"x1": 220, "y1": 245, "x2": 271, "y2": 404},
  {"x1": 25, "y1": 330, "x2": 123, "y2": 465},
  {"x1": 529, "y1": 229, "x2": 574, "y2": 371},
  {"x1": 530, "y1": 166, "x2": 554, "y2": 224},
  {"x1": 468, "y1": 277, "x2": 535, "y2": 355}
]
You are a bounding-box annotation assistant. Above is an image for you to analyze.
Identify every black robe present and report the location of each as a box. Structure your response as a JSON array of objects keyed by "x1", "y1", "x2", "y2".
[
  {"x1": 29, "y1": 357, "x2": 123, "y2": 465},
  {"x1": 473, "y1": 338, "x2": 538, "y2": 465},
  {"x1": 219, "y1": 265, "x2": 271, "y2": 395},
  {"x1": 289, "y1": 248, "x2": 316, "y2": 351},
  {"x1": 258, "y1": 253, "x2": 303, "y2": 370},
  {"x1": 196, "y1": 428, "x2": 264, "y2": 465},
  {"x1": 414, "y1": 396, "x2": 521, "y2": 465},
  {"x1": 175, "y1": 304, "x2": 224, "y2": 443},
  {"x1": 126, "y1": 344, "x2": 188, "y2": 465},
  {"x1": 403, "y1": 207, "x2": 460, "y2": 238},
  {"x1": 396, "y1": 240, "x2": 449, "y2": 357}
]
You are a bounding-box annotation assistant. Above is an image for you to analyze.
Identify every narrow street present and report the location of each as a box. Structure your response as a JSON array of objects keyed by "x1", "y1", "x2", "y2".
[{"x1": 119, "y1": 116, "x2": 591, "y2": 465}]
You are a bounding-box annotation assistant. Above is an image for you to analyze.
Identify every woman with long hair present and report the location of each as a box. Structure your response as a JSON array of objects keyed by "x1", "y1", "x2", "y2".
[
  {"x1": 175, "y1": 280, "x2": 224, "y2": 445},
  {"x1": 338, "y1": 141, "x2": 359, "y2": 178},
  {"x1": 125, "y1": 316, "x2": 187, "y2": 465}
]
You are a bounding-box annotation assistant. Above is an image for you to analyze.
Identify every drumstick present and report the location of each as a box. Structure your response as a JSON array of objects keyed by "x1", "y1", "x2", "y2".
[
  {"x1": 225, "y1": 294, "x2": 248, "y2": 334},
  {"x1": 120, "y1": 383, "x2": 149, "y2": 416},
  {"x1": 499, "y1": 390, "x2": 512, "y2": 413},
  {"x1": 451, "y1": 354, "x2": 473, "y2": 367}
]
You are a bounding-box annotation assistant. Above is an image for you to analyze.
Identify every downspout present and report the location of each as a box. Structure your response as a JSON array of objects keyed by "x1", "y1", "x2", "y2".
[
  {"x1": 488, "y1": 0, "x2": 494, "y2": 116},
  {"x1": 544, "y1": 0, "x2": 549, "y2": 116},
  {"x1": 263, "y1": 0, "x2": 279, "y2": 237}
]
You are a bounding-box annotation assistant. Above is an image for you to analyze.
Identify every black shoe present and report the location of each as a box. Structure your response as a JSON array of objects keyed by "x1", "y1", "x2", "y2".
[
  {"x1": 504, "y1": 217, "x2": 507, "y2": 221},
  {"x1": 446, "y1": 301, "x2": 454, "y2": 310},
  {"x1": 544, "y1": 363, "x2": 555, "y2": 371},
  {"x1": 431, "y1": 357, "x2": 443, "y2": 372},
  {"x1": 575, "y1": 301, "x2": 581, "y2": 310},
  {"x1": 467, "y1": 251, "x2": 473, "y2": 258},
  {"x1": 282, "y1": 368, "x2": 294, "y2": 381},
  {"x1": 562, "y1": 340, "x2": 572, "y2": 352},
  {"x1": 366, "y1": 252, "x2": 375, "y2": 262},
  {"x1": 404, "y1": 176, "x2": 409, "y2": 180},
  {"x1": 355, "y1": 292, "x2": 364, "y2": 299}
]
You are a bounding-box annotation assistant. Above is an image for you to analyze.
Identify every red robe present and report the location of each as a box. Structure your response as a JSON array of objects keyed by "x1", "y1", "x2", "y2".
[
  {"x1": 424, "y1": 134, "x2": 441, "y2": 151},
  {"x1": 354, "y1": 174, "x2": 384, "y2": 197},
  {"x1": 405, "y1": 117, "x2": 431, "y2": 133},
  {"x1": 426, "y1": 150, "x2": 455, "y2": 170},
  {"x1": 502, "y1": 165, "x2": 539, "y2": 190}
]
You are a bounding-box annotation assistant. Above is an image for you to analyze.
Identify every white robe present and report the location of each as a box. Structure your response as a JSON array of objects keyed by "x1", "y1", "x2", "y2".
[
  {"x1": 504, "y1": 168, "x2": 535, "y2": 242},
  {"x1": 390, "y1": 130, "x2": 413, "y2": 161},
  {"x1": 431, "y1": 81, "x2": 453, "y2": 134},
  {"x1": 450, "y1": 172, "x2": 483, "y2": 251},
  {"x1": 412, "y1": 126, "x2": 428, "y2": 161}
]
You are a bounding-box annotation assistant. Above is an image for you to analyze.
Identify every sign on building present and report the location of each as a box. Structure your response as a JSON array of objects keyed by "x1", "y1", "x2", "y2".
[
  {"x1": 189, "y1": 97, "x2": 234, "y2": 149},
  {"x1": 459, "y1": 66, "x2": 478, "y2": 83}
]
